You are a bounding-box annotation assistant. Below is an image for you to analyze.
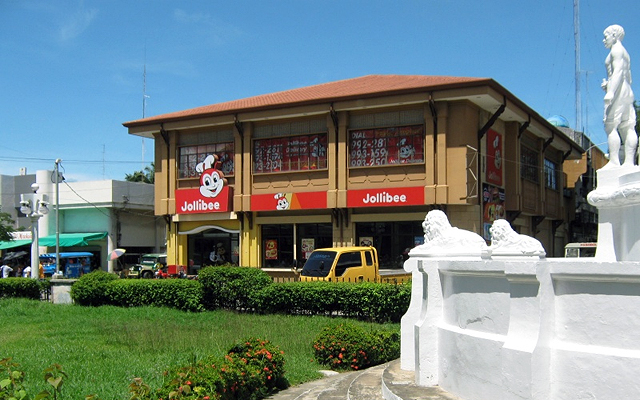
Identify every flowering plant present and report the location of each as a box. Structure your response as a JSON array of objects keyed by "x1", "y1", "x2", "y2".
[{"x1": 312, "y1": 323, "x2": 399, "y2": 371}]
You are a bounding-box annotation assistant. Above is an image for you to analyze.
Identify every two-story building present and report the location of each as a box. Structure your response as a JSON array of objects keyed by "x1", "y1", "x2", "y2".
[{"x1": 123, "y1": 75, "x2": 583, "y2": 272}]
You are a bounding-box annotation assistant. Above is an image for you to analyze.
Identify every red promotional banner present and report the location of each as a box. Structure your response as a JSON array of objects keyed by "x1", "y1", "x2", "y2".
[
  {"x1": 175, "y1": 186, "x2": 232, "y2": 214},
  {"x1": 485, "y1": 129, "x2": 503, "y2": 186},
  {"x1": 347, "y1": 186, "x2": 424, "y2": 208},
  {"x1": 251, "y1": 191, "x2": 327, "y2": 211}
]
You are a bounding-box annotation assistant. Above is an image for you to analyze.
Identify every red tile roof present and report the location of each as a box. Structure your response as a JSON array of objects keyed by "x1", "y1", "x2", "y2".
[{"x1": 124, "y1": 74, "x2": 491, "y2": 127}]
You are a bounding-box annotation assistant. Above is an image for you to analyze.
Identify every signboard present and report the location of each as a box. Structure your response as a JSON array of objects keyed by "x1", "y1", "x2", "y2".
[
  {"x1": 482, "y1": 183, "x2": 506, "y2": 240},
  {"x1": 347, "y1": 186, "x2": 424, "y2": 208},
  {"x1": 251, "y1": 191, "x2": 327, "y2": 211},
  {"x1": 485, "y1": 129, "x2": 503, "y2": 186},
  {"x1": 349, "y1": 126, "x2": 423, "y2": 167},
  {"x1": 176, "y1": 186, "x2": 232, "y2": 214},
  {"x1": 175, "y1": 153, "x2": 232, "y2": 214}
]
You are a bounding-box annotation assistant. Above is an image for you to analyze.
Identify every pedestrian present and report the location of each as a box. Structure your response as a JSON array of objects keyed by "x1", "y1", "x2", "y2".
[
  {"x1": 1, "y1": 263, "x2": 13, "y2": 278},
  {"x1": 22, "y1": 265, "x2": 31, "y2": 278}
]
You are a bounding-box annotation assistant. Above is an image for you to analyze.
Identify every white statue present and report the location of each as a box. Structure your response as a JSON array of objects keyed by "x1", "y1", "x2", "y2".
[
  {"x1": 484, "y1": 219, "x2": 545, "y2": 258},
  {"x1": 602, "y1": 24, "x2": 638, "y2": 168},
  {"x1": 413, "y1": 210, "x2": 487, "y2": 256}
]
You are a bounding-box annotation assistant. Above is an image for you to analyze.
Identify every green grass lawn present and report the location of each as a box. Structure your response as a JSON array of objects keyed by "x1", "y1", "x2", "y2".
[{"x1": 0, "y1": 298, "x2": 399, "y2": 399}]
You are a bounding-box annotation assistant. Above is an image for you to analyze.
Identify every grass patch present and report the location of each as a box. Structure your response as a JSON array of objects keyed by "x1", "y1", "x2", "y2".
[{"x1": 0, "y1": 298, "x2": 399, "y2": 399}]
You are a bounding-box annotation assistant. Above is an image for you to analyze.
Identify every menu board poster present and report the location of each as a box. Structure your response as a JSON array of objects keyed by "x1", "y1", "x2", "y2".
[
  {"x1": 349, "y1": 125, "x2": 423, "y2": 167},
  {"x1": 264, "y1": 240, "x2": 278, "y2": 260},
  {"x1": 254, "y1": 134, "x2": 328, "y2": 173}
]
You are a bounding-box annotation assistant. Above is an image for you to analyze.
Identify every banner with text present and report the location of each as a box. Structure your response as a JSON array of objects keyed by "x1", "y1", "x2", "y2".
[
  {"x1": 175, "y1": 186, "x2": 233, "y2": 214},
  {"x1": 347, "y1": 186, "x2": 424, "y2": 208}
]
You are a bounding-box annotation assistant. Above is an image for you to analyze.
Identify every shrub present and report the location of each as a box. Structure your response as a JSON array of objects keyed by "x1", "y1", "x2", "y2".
[
  {"x1": 312, "y1": 323, "x2": 400, "y2": 371},
  {"x1": 0, "y1": 278, "x2": 43, "y2": 300},
  {"x1": 105, "y1": 279, "x2": 204, "y2": 312},
  {"x1": 70, "y1": 270, "x2": 119, "y2": 306},
  {"x1": 198, "y1": 266, "x2": 272, "y2": 311},
  {"x1": 150, "y1": 338, "x2": 287, "y2": 400},
  {"x1": 253, "y1": 281, "x2": 411, "y2": 323}
]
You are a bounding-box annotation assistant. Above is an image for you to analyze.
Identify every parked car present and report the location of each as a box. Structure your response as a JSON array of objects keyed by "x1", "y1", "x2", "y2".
[{"x1": 128, "y1": 253, "x2": 167, "y2": 279}]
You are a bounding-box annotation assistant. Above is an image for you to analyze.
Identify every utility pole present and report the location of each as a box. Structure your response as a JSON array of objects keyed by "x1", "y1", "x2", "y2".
[{"x1": 574, "y1": 0, "x2": 582, "y2": 131}]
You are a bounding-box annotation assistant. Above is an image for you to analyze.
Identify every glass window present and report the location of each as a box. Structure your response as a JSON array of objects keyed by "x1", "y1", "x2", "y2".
[
  {"x1": 178, "y1": 143, "x2": 234, "y2": 178},
  {"x1": 520, "y1": 146, "x2": 539, "y2": 183},
  {"x1": 253, "y1": 134, "x2": 328, "y2": 173},
  {"x1": 544, "y1": 158, "x2": 558, "y2": 190},
  {"x1": 261, "y1": 224, "x2": 294, "y2": 267},
  {"x1": 356, "y1": 221, "x2": 423, "y2": 269},
  {"x1": 349, "y1": 125, "x2": 424, "y2": 167}
]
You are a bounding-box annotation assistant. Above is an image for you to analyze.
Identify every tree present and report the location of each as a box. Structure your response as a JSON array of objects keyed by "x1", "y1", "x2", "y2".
[
  {"x1": 0, "y1": 207, "x2": 16, "y2": 242},
  {"x1": 125, "y1": 163, "x2": 154, "y2": 184}
]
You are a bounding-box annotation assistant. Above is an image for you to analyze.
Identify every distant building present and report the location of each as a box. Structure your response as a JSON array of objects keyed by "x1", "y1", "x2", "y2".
[
  {"x1": 549, "y1": 115, "x2": 607, "y2": 243},
  {"x1": 0, "y1": 170, "x2": 165, "y2": 272}
]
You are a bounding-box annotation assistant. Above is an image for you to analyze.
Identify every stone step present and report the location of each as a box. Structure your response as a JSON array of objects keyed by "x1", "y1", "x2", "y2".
[
  {"x1": 382, "y1": 359, "x2": 461, "y2": 400},
  {"x1": 266, "y1": 359, "x2": 460, "y2": 400}
]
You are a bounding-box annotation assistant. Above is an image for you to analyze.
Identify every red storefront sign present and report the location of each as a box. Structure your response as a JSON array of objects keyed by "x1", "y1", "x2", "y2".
[
  {"x1": 251, "y1": 191, "x2": 327, "y2": 211},
  {"x1": 485, "y1": 129, "x2": 503, "y2": 186},
  {"x1": 347, "y1": 186, "x2": 424, "y2": 208},
  {"x1": 176, "y1": 186, "x2": 232, "y2": 214}
]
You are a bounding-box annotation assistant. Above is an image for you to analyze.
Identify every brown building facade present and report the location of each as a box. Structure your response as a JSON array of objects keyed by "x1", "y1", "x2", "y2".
[{"x1": 124, "y1": 75, "x2": 583, "y2": 271}]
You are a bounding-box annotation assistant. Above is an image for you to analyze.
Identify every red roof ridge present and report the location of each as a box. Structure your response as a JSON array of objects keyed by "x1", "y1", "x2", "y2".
[{"x1": 124, "y1": 74, "x2": 491, "y2": 127}]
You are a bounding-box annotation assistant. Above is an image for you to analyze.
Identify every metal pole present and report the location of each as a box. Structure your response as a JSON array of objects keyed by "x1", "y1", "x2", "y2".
[
  {"x1": 55, "y1": 160, "x2": 61, "y2": 275},
  {"x1": 30, "y1": 213, "x2": 39, "y2": 279}
]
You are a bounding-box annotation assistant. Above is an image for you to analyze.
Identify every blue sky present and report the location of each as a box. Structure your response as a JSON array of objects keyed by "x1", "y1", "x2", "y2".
[{"x1": 0, "y1": 0, "x2": 637, "y2": 181}]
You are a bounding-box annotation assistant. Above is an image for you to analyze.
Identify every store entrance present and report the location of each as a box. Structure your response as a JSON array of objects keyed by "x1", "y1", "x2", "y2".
[{"x1": 187, "y1": 228, "x2": 239, "y2": 274}]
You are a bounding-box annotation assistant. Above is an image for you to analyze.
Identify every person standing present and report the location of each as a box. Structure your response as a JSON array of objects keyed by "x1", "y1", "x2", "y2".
[
  {"x1": 1, "y1": 263, "x2": 13, "y2": 278},
  {"x1": 602, "y1": 24, "x2": 637, "y2": 168}
]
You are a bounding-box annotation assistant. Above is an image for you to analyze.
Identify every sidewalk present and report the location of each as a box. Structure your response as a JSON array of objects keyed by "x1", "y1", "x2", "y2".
[{"x1": 266, "y1": 359, "x2": 461, "y2": 400}]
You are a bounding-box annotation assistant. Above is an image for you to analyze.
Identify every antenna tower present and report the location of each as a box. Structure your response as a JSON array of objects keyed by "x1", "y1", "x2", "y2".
[{"x1": 574, "y1": 0, "x2": 582, "y2": 132}]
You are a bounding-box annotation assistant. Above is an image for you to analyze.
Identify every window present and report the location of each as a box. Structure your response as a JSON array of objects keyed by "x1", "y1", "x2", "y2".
[
  {"x1": 178, "y1": 130, "x2": 235, "y2": 178},
  {"x1": 178, "y1": 143, "x2": 234, "y2": 178},
  {"x1": 520, "y1": 146, "x2": 539, "y2": 183},
  {"x1": 349, "y1": 125, "x2": 424, "y2": 167},
  {"x1": 253, "y1": 134, "x2": 328, "y2": 173},
  {"x1": 544, "y1": 158, "x2": 558, "y2": 190}
]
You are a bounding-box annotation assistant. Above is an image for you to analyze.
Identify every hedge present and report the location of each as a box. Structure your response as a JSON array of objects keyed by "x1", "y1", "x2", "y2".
[
  {"x1": 252, "y1": 281, "x2": 411, "y2": 323},
  {"x1": 0, "y1": 278, "x2": 42, "y2": 300},
  {"x1": 105, "y1": 279, "x2": 204, "y2": 312},
  {"x1": 70, "y1": 271, "x2": 203, "y2": 312},
  {"x1": 198, "y1": 265, "x2": 272, "y2": 311}
]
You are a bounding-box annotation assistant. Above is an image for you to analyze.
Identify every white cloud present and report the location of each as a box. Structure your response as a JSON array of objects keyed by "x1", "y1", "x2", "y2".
[{"x1": 58, "y1": 6, "x2": 98, "y2": 42}]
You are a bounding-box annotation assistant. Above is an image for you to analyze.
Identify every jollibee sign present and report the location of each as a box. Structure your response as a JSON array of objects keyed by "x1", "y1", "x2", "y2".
[
  {"x1": 347, "y1": 186, "x2": 424, "y2": 208},
  {"x1": 176, "y1": 154, "x2": 233, "y2": 214}
]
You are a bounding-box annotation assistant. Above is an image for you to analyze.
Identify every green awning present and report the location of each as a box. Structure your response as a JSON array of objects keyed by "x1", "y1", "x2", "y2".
[
  {"x1": 0, "y1": 239, "x2": 32, "y2": 250},
  {"x1": 39, "y1": 232, "x2": 108, "y2": 247}
]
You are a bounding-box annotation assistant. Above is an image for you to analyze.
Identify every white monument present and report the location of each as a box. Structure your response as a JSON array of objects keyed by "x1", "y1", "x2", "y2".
[
  {"x1": 397, "y1": 25, "x2": 640, "y2": 400},
  {"x1": 588, "y1": 24, "x2": 640, "y2": 261}
]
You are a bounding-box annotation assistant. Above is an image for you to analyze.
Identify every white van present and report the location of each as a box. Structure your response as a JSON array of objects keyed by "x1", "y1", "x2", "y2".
[{"x1": 564, "y1": 242, "x2": 597, "y2": 258}]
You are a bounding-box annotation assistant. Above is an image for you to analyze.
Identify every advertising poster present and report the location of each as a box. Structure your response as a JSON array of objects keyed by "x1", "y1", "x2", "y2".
[
  {"x1": 486, "y1": 129, "x2": 503, "y2": 186},
  {"x1": 301, "y1": 238, "x2": 315, "y2": 259},
  {"x1": 265, "y1": 240, "x2": 278, "y2": 260},
  {"x1": 482, "y1": 183, "x2": 506, "y2": 241}
]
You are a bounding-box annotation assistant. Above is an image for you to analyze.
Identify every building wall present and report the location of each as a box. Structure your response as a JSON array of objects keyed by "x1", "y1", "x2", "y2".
[{"x1": 129, "y1": 80, "x2": 582, "y2": 268}]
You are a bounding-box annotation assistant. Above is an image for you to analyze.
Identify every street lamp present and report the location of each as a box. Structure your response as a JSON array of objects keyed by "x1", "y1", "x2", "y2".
[{"x1": 20, "y1": 183, "x2": 49, "y2": 279}]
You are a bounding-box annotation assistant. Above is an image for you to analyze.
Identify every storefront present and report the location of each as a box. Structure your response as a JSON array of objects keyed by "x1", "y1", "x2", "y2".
[{"x1": 124, "y1": 75, "x2": 584, "y2": 267}]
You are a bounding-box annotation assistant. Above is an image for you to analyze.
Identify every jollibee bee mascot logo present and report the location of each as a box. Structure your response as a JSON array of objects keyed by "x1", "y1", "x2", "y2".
[
  {"x1": 196, "y1": 154, "x2": 227, "y2": 198},
  {"x1": 274, "y1": 193, "x2": 291, "y2": 210}
]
